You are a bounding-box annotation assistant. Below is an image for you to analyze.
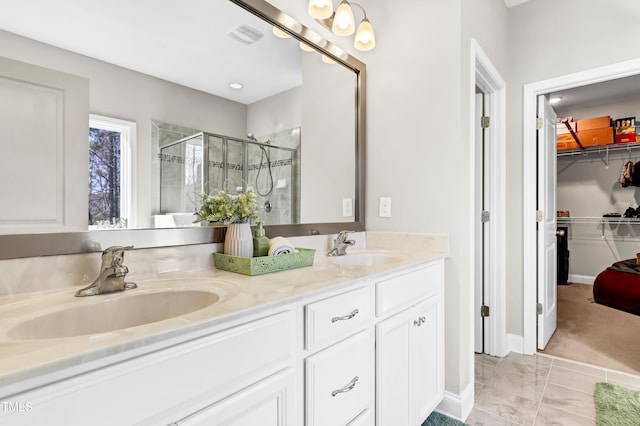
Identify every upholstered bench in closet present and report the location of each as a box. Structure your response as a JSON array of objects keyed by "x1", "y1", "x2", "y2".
[{"x1": 593, "y1": 258, "x2": 640, "y2": 316}]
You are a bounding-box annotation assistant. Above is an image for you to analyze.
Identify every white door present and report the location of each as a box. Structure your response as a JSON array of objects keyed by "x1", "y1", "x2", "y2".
[
  {"x1": 474, "y1": 91, "x2": 491, "y2": 354},
  {"x1": 376, "y1": 309, "x2": 412, "y2": 426},
  {"x1": 536, "y1": 95, "x2": 558, "y2": 350}
]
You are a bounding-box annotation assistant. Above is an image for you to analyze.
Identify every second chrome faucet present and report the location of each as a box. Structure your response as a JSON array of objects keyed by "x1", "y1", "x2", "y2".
[{"x1": 327, "y1": 230, "x2": 355, "y2": 256}]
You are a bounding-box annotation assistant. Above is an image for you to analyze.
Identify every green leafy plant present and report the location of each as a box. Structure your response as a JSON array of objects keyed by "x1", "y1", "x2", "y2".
[{"x1": 194, "y1": 189, "x2": 258, "y2": 225}]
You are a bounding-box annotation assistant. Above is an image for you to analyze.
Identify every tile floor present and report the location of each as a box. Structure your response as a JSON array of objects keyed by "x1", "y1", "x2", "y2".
[{"x1": 466, "y1": 352, "x2": 640, "y2": 425}]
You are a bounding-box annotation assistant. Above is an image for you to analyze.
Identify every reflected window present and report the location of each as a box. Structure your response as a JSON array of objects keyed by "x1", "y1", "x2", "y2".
[{"x1": 88, "y1": 115, "x2": 136, "y2": 229}]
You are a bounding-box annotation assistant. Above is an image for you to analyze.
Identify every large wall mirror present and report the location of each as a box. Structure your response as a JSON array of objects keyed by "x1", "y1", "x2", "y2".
[{"x1": 0, "y1": 0, "x2": 365, "y2": 258}]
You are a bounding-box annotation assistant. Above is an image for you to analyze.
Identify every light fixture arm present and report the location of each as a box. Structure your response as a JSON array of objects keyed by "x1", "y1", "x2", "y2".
[{"x1": 348, "y1": 2, "x2": 367, "y2": 20}]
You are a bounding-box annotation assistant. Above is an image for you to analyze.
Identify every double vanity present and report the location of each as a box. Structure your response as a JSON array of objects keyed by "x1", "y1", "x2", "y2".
[{"x1": 0, "y1": 232, "x2": 447, "y2": 425}]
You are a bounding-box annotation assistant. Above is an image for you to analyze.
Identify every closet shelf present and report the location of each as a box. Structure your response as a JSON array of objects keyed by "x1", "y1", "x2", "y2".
[
  {"x1": 557, "y1": 141, "x2": 640, "y2": 157},
  {"x1": 558, "y1": 217, "x2": 640, "y2": 224},
  {"x1": 557, "y1": 217, "x2": 640, "y2": 241}
]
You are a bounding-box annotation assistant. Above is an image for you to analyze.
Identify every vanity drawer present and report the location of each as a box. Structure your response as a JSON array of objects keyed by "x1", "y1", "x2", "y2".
[
  {"x1": 305, "y1": 286, "x2": 371, "y2": 351},
  {"x1": 305, "y1": 330, "x2": 373, "y2": 426},
  {"x1": 375, "y1": 260, "x2": 444, "y2": 317}
]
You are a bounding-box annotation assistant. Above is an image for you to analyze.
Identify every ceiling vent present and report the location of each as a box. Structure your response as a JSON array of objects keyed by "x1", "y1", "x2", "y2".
[{"x1": 227, "y1": 25, "x2": 264, "y2": 44}]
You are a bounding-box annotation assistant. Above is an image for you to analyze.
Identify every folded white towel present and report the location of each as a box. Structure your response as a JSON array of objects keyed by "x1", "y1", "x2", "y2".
[{"x1": 268, "y1": 236, "x2": 296, "y2": 256}]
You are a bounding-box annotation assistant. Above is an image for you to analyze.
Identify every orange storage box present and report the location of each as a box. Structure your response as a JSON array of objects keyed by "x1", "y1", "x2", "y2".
[
  {"x1": 578, "y1": 127, "x2": 614, "y2": 146},
  {"x1": 577, "y1": 116, "x2": 611, "y2": 131},
  {"x1": 557, "y1": 133, "x2": 580, "y2": 150},
  {"x1": 557, "y1": 127, "x2": 614, "y2": 150}
]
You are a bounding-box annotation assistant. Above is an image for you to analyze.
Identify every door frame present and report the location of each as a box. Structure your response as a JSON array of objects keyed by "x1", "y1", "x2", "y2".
[
  {"x1": 470, "y1": 39, "x2": 507, "y2": 359},
  {"x1": 522, "y1": 58, "x2": 640, "y2": 354}
]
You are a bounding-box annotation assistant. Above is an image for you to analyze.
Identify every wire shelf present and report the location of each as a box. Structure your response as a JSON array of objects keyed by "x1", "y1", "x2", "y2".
[{"x1": 558, "y1": 217, "x2": 640, "y2": 240}]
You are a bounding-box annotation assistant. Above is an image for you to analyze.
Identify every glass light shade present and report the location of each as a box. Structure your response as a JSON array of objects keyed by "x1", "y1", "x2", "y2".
[
  {"x1": 308, "y1": 0, "x2": 334, "y2": 20},
  {"x1": 332, "y1": 1, "x2": 355, "y2": 36},
  {"x1": 354, "y1": 19, "x2": 375, "y2": 51},
  {"x1": 272, "y1": 26, "x2": 291, "y2": 39},
  {"x1": 322, "y1": 54, "x2": 337, "y2": 64},
  {"x1": 299, "y1": 41, "x2": 315, "y2": 52}
]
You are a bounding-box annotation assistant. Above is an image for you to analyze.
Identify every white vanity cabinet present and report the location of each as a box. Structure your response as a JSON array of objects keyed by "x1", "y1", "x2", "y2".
[
  {"x1": 375, "y1": 262, "x2": 445, "y2": 426},
  {"x1": 1, "y1": 310, "x2": 297, "y2": 426},
  {"x1": 1, "y1": 257, "x2": 446, "y2": 426}
]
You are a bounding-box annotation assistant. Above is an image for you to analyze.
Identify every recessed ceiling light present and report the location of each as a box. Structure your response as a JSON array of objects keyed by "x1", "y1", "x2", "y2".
[
  {"x1": 229, "y1": 82, "x2": 243, "y2": 89},
  {"x1": 549, "y1": 97, "x2": 562, "y2": 104}
]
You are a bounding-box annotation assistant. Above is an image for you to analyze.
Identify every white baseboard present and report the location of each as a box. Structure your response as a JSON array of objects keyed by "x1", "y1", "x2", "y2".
[
  {"x1": 507, "y1": 333, "x2": 524, "y2": 354},
  {"x1": 568, "y1": 274, "x2": 595, "y2": 285},
  {"x1": 436, "y1": 382, "x2": 474, "y2": 422}
]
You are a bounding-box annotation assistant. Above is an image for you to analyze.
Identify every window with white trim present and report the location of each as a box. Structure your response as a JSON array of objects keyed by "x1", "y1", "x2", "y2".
[{"x1": 88, "y1": 114, "x2": 136, "y2": 229}]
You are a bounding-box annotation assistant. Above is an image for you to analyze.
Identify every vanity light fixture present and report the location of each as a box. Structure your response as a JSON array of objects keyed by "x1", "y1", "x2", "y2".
[
  {"x1": 321, "y1": 54, "x2": 337, "y2": 64},
  {"x1": 272, "y1": 26, "x2": 291, "y2": 39},
  {"x1": 308, "y1": 0, "x2": 376, "y2": 51},
  {"x1": 229, "y1": 82, "x2": 244, "y2": 89},
  {"x1": 299, "y1": 41, "x2": 315, "y2": 52}
]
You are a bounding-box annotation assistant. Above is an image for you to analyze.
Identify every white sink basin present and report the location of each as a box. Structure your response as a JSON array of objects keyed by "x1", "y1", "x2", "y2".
[
  {"x1": 331, "y1": 251, "x2": 402, "y2": 266},
  {"x1": 7, "y1": 289, "x2": 221, "y2": 340}
]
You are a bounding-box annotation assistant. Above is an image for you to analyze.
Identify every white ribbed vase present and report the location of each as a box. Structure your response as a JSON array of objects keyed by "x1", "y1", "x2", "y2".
[{"x1": 224, "y1": 222, "x2": 253, "y2": 258}]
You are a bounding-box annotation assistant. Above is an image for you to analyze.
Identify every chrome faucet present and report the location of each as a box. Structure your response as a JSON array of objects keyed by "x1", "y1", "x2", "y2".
[
  {"x1": 327, "y1": 230, "x2": 355, "y2": 256},
  {"x1": 75, "y1": 246, "x2": 137, "y2": 297}
]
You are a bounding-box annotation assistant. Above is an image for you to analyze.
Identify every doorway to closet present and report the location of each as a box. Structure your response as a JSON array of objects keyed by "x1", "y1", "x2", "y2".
[{"x1": 523, "y1": 61, "x2": 640, "y2": 369}]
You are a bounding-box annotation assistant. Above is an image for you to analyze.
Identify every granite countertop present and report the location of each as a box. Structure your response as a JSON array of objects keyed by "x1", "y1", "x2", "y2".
[{"x1": 0, "y1": 233, "x2": 448, "y2": 397}]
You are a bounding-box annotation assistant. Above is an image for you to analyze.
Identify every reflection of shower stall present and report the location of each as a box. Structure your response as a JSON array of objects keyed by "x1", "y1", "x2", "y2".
[{"x1": 160, "y1": 132, "x2": 299, "y2": 225}]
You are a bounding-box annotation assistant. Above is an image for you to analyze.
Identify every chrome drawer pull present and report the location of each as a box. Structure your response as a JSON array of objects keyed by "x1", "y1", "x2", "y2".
[
  {"x1": 331, "y1": 308, "x2": 359, "y2": 323},
  {"x1": 413, "y1": 316, "x2": 427, "y2": 327},
  {"x1": 331, "y1": 376, "x2": 359, "y2": 397}
]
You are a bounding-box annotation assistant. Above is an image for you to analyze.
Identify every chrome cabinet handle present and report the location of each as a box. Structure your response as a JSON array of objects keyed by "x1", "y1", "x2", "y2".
[
  {"x1": 413, "y1": 316, "x2": 427, "y2": 326},
  {"x1": 331, "y1": 376, "x2": 359, "y2": 397},
  {"x1": 332, "y1": 308, "x2": 359, "y2": 323}
]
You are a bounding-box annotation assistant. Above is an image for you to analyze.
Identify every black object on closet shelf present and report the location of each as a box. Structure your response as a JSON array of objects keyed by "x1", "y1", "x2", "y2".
[
  {"x1": 603, "y1": 212, "x2": 622, "y2": 217},
  {"x1": 632, "y1": 161, "x2": 640, "y2": 187},
  {"x1": 623, "y1": 207, "x2": 640, "y2": 218}
]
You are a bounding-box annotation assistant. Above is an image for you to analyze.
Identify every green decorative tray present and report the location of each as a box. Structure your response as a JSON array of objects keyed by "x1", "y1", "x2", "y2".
[{"x1": 213, "y1": 248, "x2": 315, "y2": 276}]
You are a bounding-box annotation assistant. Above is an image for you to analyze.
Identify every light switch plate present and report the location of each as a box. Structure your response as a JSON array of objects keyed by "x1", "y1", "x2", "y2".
[
  {"x1": 342, "y1": 198, "x2": 353, "y2": 217},
  {"x1": 379, "y1": 197, "x2": 391, "y2": 217}
]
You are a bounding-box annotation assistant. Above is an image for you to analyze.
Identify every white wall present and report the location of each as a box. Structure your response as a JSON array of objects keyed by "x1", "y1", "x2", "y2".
[
  {"x1": 247, "y1": 86, "x2": 301, "y2": 138},
  {"x1": 0, "y1": 29, "x2": 247, "y2": 228},
  {"x1": 507, "y1": 0, "x2": 640, "y2": 337}
]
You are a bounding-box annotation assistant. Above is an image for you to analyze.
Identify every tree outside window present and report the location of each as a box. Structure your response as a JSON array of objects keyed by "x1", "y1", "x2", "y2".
[{"x1": 89, "y1": 128, "x2": 121, "y2": 226}]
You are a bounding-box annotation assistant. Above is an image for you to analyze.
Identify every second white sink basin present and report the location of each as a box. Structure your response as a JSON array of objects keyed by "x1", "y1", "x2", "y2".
[
  {"x1": 331, "y1": 251, "x2": 402, "y2": 266},
  {"x1": 7, "y1": 289, "x2": 221, "y2": 340}
]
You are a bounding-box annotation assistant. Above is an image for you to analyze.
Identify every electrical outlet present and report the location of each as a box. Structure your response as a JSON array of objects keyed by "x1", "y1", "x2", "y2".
[
  {"x1": 379, "y1": 197, "x2": 391, "y2": 217},
  {"x1": 342, "y1": 198, "x2": 353, "y2": 217}
]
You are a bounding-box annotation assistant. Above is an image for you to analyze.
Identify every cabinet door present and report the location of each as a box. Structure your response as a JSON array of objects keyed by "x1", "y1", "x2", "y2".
[
  {"x1": 413, "y1": 296, "x2": 444, "y2": 423},
  {"x1": 376, "y1": 308, "x2": 412, "y2": 426},
  {"x1": 175, "y1": 368, "x2": 295, "y2": 426}
]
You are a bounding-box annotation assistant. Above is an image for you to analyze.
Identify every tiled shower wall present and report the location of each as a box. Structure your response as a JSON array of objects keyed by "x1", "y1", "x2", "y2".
[
  {"x1": 155, "y1": 121, "x2": 300, "y2": 226},
  {"x1": 249, "y1": 128, "x2": 300, "y2": 226}
]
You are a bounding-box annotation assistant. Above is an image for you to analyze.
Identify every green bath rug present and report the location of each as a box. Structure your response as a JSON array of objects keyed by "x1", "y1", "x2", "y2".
[
  {"x1": 595, "y1": 382, "x2": 640, "y2": 426},
  {"x1": 421, "y1": 411, "x2": 468, "y2": 426}
]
